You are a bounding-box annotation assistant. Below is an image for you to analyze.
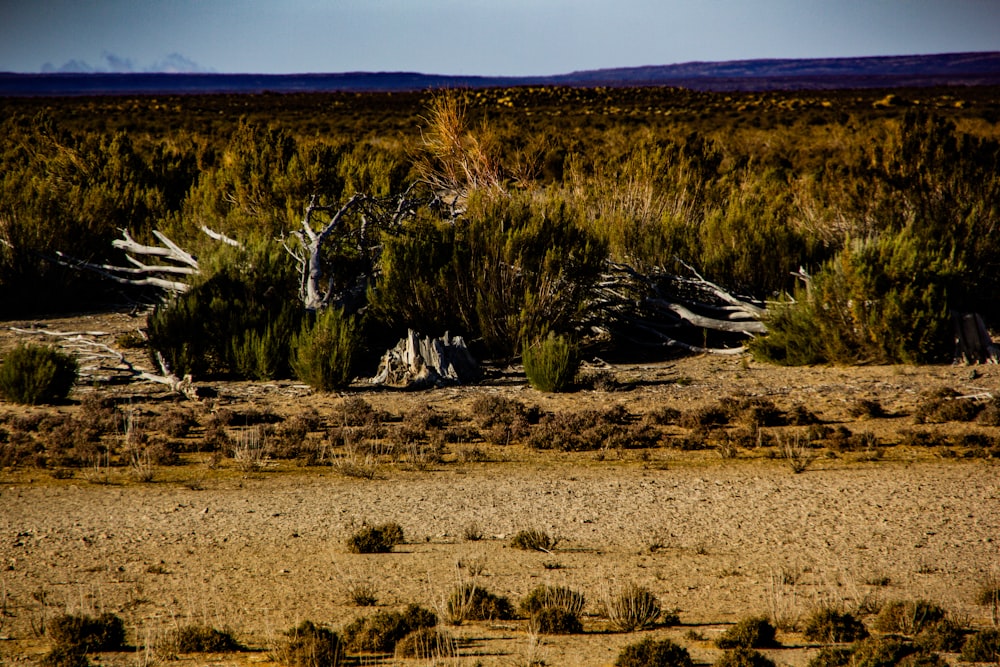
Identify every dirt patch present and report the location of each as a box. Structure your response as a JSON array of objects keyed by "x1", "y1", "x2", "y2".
[{"x1": 1, "y1": 312, "x2": 999, "y2": 665}]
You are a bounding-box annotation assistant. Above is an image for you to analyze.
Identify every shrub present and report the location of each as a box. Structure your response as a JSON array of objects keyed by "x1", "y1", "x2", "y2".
[
  {"x1": 346, "y1": 522, "x2": 404, "y2": 554},
  {"x1": 167, "y1": 624, "x2": 241, "y2": 653},
  {"x1": 604, "y1": 582, "x2": 662, "y2": 632},
  {"x1": 961, "y1": 628, "x2": 1000, "y2": 663},
  {"x1": 715, "y1": 616, "x2": 777, "y2": 649},
  {"x1": 615, "y1": 637, "x2": 694, "y2": 667},
  {"x1": 872, "y1": 600, "x2": 946, "y2": 635},
  {"x1": 0, "y1": 344, "x2": 78, "y2": 405},
  {"x1": 530, "y1": 607, "x2": 583, "y2": 634},
  {"x1": 47, "y1": 612, "x2": 126, "y2": 652},
  {"x1": 714, "y1": 648, "x2": 776, "y2": 667},
  {"x1": 803, "y1": 608, "x2": 869, "y2": 643},
  {"x1": 523, "y1": 332, "x2": 579, "y2": 392},
  {"x1": 342, "y1": 604, "x2": 437, "y2": 653},
  {"x1": 510, "y1": 529, "x2": 558, "y2": 552},
  {"x1": 393, "y1": 626, "x2": 457, "y2": 660},
  {"x1": 520, "y1": 584, "x2": 586, "y2": 617},
  {"x1": 914, "y1": 387, "x2": 981, "y2": 423},
  {"x1": 290, "y1": 307, "x2": 360, "y2": 391},
  {"x1": 275, "y1": 621, "x2": 342, "y2": 667},
  {"x1": 849, "y1": 637, "x2": 916, "y2": 667},
  {"x1": 807, "y1": 647, "x2": 853, "y2": 667},
  {"x1": 975, "y1": 583, "x2": 1000, "y2": 625},
  {"x1": 39, "y1": 646, "x2": 91, "y2": 667},
  {"x1": 446, "y1": 583, "x2": 515, "y2": 623},
  {"x1": 914, "y1": 618, "x2": 965, "y2": 653}
]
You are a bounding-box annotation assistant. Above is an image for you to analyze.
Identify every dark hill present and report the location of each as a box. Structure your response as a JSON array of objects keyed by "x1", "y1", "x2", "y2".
[{"x1": 2, "y1": 51, "x2": 998, "y2": 96}]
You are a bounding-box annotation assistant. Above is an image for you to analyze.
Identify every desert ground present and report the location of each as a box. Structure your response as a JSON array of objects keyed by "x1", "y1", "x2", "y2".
[{"x1": 1, "y1": 311, "x2": 999, "y2": 666}]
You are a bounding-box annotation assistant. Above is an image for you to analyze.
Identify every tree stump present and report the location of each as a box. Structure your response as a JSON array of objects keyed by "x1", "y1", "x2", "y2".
[{"x1": 370, "y1": 330, "x2": 480, "y2": 388}]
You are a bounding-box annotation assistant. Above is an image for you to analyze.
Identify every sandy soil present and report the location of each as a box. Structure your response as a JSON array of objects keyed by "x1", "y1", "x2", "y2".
[{"x1": 1, "y1": 312, "x2": 999, "y2": 666}]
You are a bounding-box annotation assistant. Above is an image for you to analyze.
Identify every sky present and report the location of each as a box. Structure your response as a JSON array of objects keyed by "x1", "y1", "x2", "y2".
[{"x1": 1, "y1": 0, "x2": 999, "y2": 77}]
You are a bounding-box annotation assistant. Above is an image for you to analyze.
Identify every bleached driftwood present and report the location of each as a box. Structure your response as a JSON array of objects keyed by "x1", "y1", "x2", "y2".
[
  {"x1": 9, "y1": 327, "x2": 207, "y2": 400},
  {"x1": 370, "y1": 329, "x2": 480, "y2": 388}
]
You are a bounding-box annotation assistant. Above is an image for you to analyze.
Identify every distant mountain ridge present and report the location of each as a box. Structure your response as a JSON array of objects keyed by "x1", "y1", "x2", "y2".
[{"x1": 3, "y1": 51, "x2": 999, "y2": 96}]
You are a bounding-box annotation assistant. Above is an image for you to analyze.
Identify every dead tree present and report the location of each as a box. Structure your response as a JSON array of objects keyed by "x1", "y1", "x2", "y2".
[{"x1": 370, "y1": 329, "x2": 480, "y2": 388}]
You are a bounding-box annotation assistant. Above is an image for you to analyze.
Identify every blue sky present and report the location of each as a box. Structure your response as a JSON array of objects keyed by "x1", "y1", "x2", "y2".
[{"x1": 2, "y1": 0, "x2": 999, "y2": 76}]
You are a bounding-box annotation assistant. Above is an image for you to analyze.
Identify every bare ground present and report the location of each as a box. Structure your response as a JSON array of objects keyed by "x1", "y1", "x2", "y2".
[{"x1": 1, "y1": 312, "x2": 999, "y2": 666}]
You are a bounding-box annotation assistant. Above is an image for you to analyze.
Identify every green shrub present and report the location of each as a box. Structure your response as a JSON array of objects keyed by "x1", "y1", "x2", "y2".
[
  {"x1": 393, "y1": 626, "x2": 457, "y2": 660},
  {"x1": 714, "y1": 648, "x2": 776, "y2": 667},
  {"x1": 290, "y1": 307, "x2": 360, "y2": 391},
  {"x1": 530, "y1": 607, "x2": 583, "y2": 634},
  {"x1": 47, "y1": 612, "x2": 126, "y2": 652},
  {"x1": 0, "y1": 344, "x2": 78, "y2": 405},
  {"x1": 803, "y1": 608, "x2": 869, "y2": 643},
  {"x1": 346, "y1": 522, "x2": 404, "y2": 554},
  {"x1": 604, "y1": 582, "x2": 662, "y2": 632},
  {"x1": 342, "y1": 604, "x2": 437, "y2": 653},
  {"x1": 961, "y1": 628, "x2": 1000, "y2": 663},
  {"x1": 167, "y1": 624, "x2": 241, "y2": 653},
  {"x1": 615, "y1": 637, "x2": 693, "y2": 667},
  {"x1": 275, "y1": 621, "x2": 342, "y2": 667},
  {"x1": 715, "y1": 616, "x2": 777, "y2": 649},
  {"x1": 447, "y1": 583, "x2": 515, "y2": 623},
  {"x1": 523, "y1": 332, "x2": 579, "y2": 392},
  {"x1": 872, "y1": 600, "x2": 946, "y2": 636},
  {"x1": 510, "y1": 529, "x2": 558, "y2": 552}
]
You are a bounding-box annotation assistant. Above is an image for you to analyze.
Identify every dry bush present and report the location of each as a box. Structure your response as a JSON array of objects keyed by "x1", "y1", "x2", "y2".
[
  {"x1": 393, "y1": 626, "x2": 458, "y2": 660},
  {"x1": 510, "y1": 529, "x2": 558, "y2": 552},
  {"x1": 615, "y1": 637, "x2": 693, "y2": 667},
  {"x1": 645, "y1": 406, "x2": 682, "y2": 426},
  {"x1": 961, "y1": 628, "x2": 1000, "y2": 663},
  {"x1": 914, "y1": 387, "x2": 982, "y2": 424},
  {"x1": 164, "y1": 624, "x2": 241, "y2": 653},
  {"x1": 446, "y1": 583, "x2": 515, "y2": 624},
  {"x1": 520, "y1": 585, "x2": 586, "y2": 617},
  {"x1": 47, "y1": 612, "x2": 125, "y2": 653},
  {"x1": 346, "y1": 522, "x2": 404, "y2": 554},
  {"x1": 715, "y1": 616, "x2": 778, "y2": 649},
  {"x1": 273, "y1": 621, "x2": 342, "y2": 667},
  {"x1": 847, "y1": 398, "x2": 887, "y2": 419},
  {"x1": 778, "y1": 433, "x2": 814, "y2": 473},
  {"x1": 342, "y1": 604, "x2": 436, "y2": 653},
  {"x1": 680, "y1": 404, "x2": 731, "y2": 429},
  {"x1": 602, "y1": 582, "x2": 662, "y2": 632},
  {"x1": 873, "y1": 600, "x2": 946, "y2": 636},
  {"x1": 802, "y1": 607, "x2": 869, "y2": 643},
  {"x1": 715, "y1": 648, "x2": 777, "y2": 667}
]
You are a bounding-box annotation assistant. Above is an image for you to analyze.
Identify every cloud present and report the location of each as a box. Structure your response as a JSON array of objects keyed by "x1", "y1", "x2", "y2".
[{"x1": 40, "y1": 52, "x2": 212, "y2": 74}]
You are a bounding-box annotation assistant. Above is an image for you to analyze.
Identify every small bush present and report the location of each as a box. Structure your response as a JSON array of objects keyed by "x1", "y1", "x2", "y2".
[
  {"x1": 849, "y1": 637, "x2": 916, "y2": 667},
  {"x1": 342, "y1": 604, "x2": 437, "y2": 653},
  {"x1": 47, "y1": 612, "x2": 125, "y2": 653},
  {"x1": 393, "y1": 626, "x2": 457, "y2": 660},
  {"x1": 530, "y1": 606, "x2": 583, "y2": 634},
  {"x1": 447, "y1": 583, "x2": 515, "y2": 623},
  {"x1": 167, "y1": 624, "x2": 241, "y2": 653},
  {"x1": 39, "y1": 646, "x2": 91, "y2": 667},
  {"x1": 604, "y1": 582, "x2": 661, "y2": 632},
  {"x1": 510, "y1": 529, "x2": 558, "y2": 552},
  {"x1": 346, "y1": 522, "x2": 404, "y2": 554},
  {"x1": 807, "y1": 646, "x2": 853, "y2": 667},
  {"x1": 290, "y1": 307, "x2": 360, "y2": 391},
  {"x1": 848, "y1": 399, "x2": 886, "y2": 419},
  {"x1": 715, "y1": 616, "x2": 777, "y2": 649},
  {"x1": 914, "y1": 618, "x2": 965, "y2": 653},
  {"x1": 961, "y1": 628, "x2": 1000, "y2": 663},
  {"x1": 520, "y1": 584, "x2": 586, "y2": 617},
  {"x1": 523, "y1": 332, "x2": 579, "y2": 392},
  {"x1": 873, "y1": 600, "x2": 946, "y2": 635},
  {"x1": 615, "y1": 637, "x2": 693, "y2": 667},
  {"x1": 275, "y1": 621, "x2": 342, "y2": 667},
  {"x1": 803, "y1": 608, "x2": 869, "y2": 643},
  {"x1": 714, "y1": 648, "x2": 776, "y2": 667},
  {"x1": 0, "y1": 344, "x2": 78, "y2": 405}
]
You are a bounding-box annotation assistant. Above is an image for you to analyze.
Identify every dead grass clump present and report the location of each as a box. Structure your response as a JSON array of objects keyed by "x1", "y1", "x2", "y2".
[
  {"x1": 404, "y1": 404, "x2": 452, "y2": 430},
  {"x1": 346, "y1": 522, "x2": 404, "y2": 554},
  {"x1": 603, "y1": 582, "x2": 662, "y2": 632},
  {"x1": 510, "y1": 529, "x2": 558, "y2": 552},
  {"x1": 778, "y1": 434, "x2": 815, "y2": 473},
  {"x1": 898, "y1": 429, "x2": 950, "y2": 448},
  {"x1": 455, "y1": 445, "x2": 490, "y2": 463},
  {"x1": 155, "y1": 408, "x2": 197, "y2": 438},
  {"x1": 723, "y1": 397, "x2": 786, "y2": 428},
  {"x1": 914, "y1": 387, "x2": 981, "y2": 424},
  {"x1": 337, "y1": 397, "x2": 387, "y2": 428},
  {"x1": 274, "y1": 621, "x2": 342, "y2": 667},
  {"x1": 578, "y1": 369, "x2": 626, "y2": 391}
]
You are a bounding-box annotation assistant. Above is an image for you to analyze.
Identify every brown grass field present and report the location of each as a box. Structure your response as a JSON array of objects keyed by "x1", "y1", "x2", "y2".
[{"x1": 1, "y1": 311, "x2": 999, "y2": 666}]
